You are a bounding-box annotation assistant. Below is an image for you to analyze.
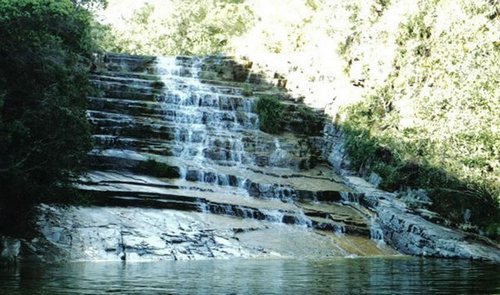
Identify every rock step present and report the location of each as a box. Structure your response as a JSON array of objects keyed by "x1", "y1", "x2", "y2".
[
  {"x1": 87, "y1": 140, "x2": 330, "y2": 184},
  {"x1": 87, "y1": 108, "x2": 310, "y2": 145},
  {"x1": 77, "y1": 184, "x2": 310, "y2": 227},
  {"x1": 91, "y1": 86, "x2": 257, "y2": 107},
  {"x1": 92, "y1": 78, "x2": 250, "y2": 99},
  {"x1": 91, "y1": 141, "x2": 312, "y2": 169},
  {"x1": 93, "y1": 70, "x2": 268, "y2": 91},
  {"x1": 88, "y1": 113, "x2": 307, "y2": 152},
  {"x1": 89, "y1": 134, "x2": 318, "y2": 170},
  {"x1": 76, "y1": 180, "x2": 368, "y2": 237},
  {"x1": 95, "y1": 151, "x2": 345, "y2": 188},
  {"x1": 91, "y1": 82, "x2": 309, "y2": 113},
  {"x1": 88, "y1": 155, "x2": 344, "y2": 203},
  {"x1": 76, "y1": 177, "x2": 366, "y2": 235},
  {"x1": 101, "y1": 54, "x2": 157, "y2": 73},
  {"x1": 102, "y1": 54, "x2": 254, "y2": 83},
  {"x1": 78, "y1": 170, "x2": 344, "y2": 207},
  {"x1": 297, "y1": 202, "x2": 371, "y2": 236},
  {"x1": 89, "y1": 126, "x2": 306, "y2": 158},
  {"x1": 103, "y1": 53, "x2": 243, "y2": 67},
  {"x1": 104, "y1": 53, "x2": 157, "y2": 62},
  {"x1": 91, "y1": 73, "x2": 268, "y2": 95},
  {"x1": 88, "y1": 95, "x2": 256, "y2": 118},
  {"x1": 91, "y1": 77, "x2": 161, "y2": 89},
  {"x1": 88, "y1": 107, "x2": 258, "y2": 131},
  {"x1": 157, "y1": 56, "x2": 253, "y2": 83},
  {"x1": 86, "y1": 147, "x2": 348, "y2": 200},
  {"x1": 91, "y1": 128, "x2": 309, "y2": 157},
  {"x1": 92, "y1": 71, "x2": 162, "y2": 81}
]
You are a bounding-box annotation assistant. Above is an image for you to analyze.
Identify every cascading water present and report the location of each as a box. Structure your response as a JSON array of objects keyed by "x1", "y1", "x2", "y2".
[
  {"x1": 269, "y1": 139, "x2": 290, "y2": 167},
  {"x1": 369, "y1": 217, "x2": 386, "y2": 247},
  {"x1": 38, "y1": 53, "x2": 398, "y2": 262},
  {"x1": 154, "y1": 56, "x2": 320, "y2": 226},
  {"x1": 156, "y1": 56, "x2": 258, "y2": 177},
  {"x1": 12, "y1": 53, "x2": 499, "y2": 263}
]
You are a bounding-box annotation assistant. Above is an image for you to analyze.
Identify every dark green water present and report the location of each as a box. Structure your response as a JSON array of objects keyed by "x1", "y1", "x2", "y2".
[{"x1": 0, "y1": 257, "x2": 499, "y2": 294}]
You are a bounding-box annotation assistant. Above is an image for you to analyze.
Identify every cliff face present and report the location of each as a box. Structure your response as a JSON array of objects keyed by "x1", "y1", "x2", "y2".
[
  {"x1": 2, "y1": 52, "x2": 499, "y2": 264},
  {"x1": 1, "y1": 54, "x2": 400, "y2": 263},
  {"x1": 99, "y1": 1, "x2": 499, "y2": 228}
]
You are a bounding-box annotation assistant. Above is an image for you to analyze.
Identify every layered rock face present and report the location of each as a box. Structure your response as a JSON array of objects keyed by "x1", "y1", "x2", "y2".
[
  {"x1": 12, "y1": 54, "x2": 397, "y2": 262},
  {"x1": 3, "y1": 53, "x2": 497, "y2": 263},
  {"x1": 320, "y1": 127, "x2": 500, "y2": 262}
]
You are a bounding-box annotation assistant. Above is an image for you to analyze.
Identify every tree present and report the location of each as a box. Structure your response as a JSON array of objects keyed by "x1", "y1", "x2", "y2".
[
  {"x1": 0, "y1": 0, "x2": 95, "y2": 235},
  {"x1": 102, "y1": 0, "x2": 254, "y2": 56}
]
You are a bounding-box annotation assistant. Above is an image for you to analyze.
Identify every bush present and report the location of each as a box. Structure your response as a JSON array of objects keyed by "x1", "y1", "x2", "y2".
[
  {"x1": 134, "y1": 159, "x2": 180, "y2": 179},
  {"x1": 241, "y1": 83, "x2": 254, "y2": 96},
  {"x1": 255, "y1": 95, "x2": 285, "y2": 134},
  {"x1": 342, "y1": 108, "x2": 500, "y2": 230}
]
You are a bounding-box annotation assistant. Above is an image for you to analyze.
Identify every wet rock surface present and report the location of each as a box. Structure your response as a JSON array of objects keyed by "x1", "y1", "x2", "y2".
[
  {"x1": 316, "y1": 121, "x2": 500, "y2": 262},
  {"x1": 343, "y1": 176, "x2": 500, "y2": 262},
  {"x1": 14, "y1": 53, "x2": 499, "y2": 263},
  {"x1": 11, "y1": 53, "x2": 397, "y2": 262},
  {"x1": 0, "y1": 236, "x2": 20, "y2": 265},
  {"x1": 5, "y1": 53, "x2": 498, "y2": 263}
]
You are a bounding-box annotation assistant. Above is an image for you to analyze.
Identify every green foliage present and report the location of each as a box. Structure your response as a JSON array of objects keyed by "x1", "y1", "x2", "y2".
[
  {"x1": 371, "y1": 0, "x2": 391, "y2": 19},
  {"x1": 71, "y1": 0, "x2": 107, "y2": 10},
  {"x1": 134, "y1": 159, "x2": 180, "y2": 179},
  {"x1": 376, "y1": 0, "x2": 391, "y2": 7},
  {"x1": 0, "y1": 0, "x2": 95, "y2": 235},
  {"x1": 340, "y1": 0, "x2": 500, "y2": 232},
  {"x1": 338, "y1": 35, "x2": 355, "y2": 57},
  {"x1": 241, "y1": 83, "x2": 254, "y2": 97},
  {"x1": 151, "y1": 80, "x2": 165, "y2": 90},
  {"x1": 102, "y1": 0, "x2": 254, "y2": 56},
  {"x1": 255, "y1": 95, "x2": 285, "y2": 134}
]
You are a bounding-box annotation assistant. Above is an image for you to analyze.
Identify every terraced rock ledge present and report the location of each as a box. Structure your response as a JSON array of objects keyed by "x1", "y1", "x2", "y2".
[
  {"x1": 2, "y1": 53, "x2": 498, "y2": 263},
  {"x1": 3, "y1": 53, "x2": 393, "y2": 262}
]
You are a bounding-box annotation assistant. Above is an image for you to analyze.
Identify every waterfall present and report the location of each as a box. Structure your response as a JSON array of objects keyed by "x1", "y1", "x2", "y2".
[
  {"x1": 340, "y1": 191, "x2": 360, "y2": 203},
  {"x1": 269, "y1": 139, "x2": 289, "y2": 167},
  {"x1": 369, "y1": 217, "x2": 386, "y2": 247},
  {"x1": 60, "y1": 53, "x2": 395, "y2": 262},
  {"x1": 156, "y1": 56, "x2": 258, "y2": 174}
]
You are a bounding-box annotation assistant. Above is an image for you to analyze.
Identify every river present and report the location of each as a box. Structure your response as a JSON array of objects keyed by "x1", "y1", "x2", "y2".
[{"x1": 1, "y1": 257, "x2": 498, "y2": 294}]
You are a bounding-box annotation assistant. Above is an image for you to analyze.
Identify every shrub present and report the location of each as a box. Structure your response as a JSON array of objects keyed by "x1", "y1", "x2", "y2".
[
  {"x1": 134, "y1": 159, "x2": 180, "y2": 179},
  {"x1": 255, "y1": 95, "x2": 285, "y2": 134},
  {"x1": 241, "y1": 83, "x2": 254, "y2": 96}
]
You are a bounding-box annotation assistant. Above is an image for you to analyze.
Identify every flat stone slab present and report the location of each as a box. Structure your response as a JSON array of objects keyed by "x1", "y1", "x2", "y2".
[
  {"x1": 21, "y1": 204, "x2": 396, "y2": 262},
  {"x1": 345, "y1": 176, "x2": 500, "y2": 262}
]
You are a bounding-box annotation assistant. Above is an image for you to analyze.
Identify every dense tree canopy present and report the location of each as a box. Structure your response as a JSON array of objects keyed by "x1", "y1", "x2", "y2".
[
  {"x1": 0, "y1": 0, "x2": 96, "y2": 234},
  {"x1": 100, "y1": 0, "x2": 253, "y2": 55}
]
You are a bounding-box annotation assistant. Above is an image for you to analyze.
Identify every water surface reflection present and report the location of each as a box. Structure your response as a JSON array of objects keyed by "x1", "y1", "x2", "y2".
[{"x1": 1, "y1": 257, "x2": 499, "y2": 294}]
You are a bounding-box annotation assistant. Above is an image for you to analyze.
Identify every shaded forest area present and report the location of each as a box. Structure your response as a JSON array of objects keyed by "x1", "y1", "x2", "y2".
[{"x1": 0, "y1": 0, "x2": 105, "y2": 234}]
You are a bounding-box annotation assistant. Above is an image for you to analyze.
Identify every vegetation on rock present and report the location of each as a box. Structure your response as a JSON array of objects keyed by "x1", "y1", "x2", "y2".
[
  {"x1": 255, "y1": 95, "x2": 285, "y2": 134},
  {"x1": 134, "y1": 159, "x2": 180, "y2": 179}
]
